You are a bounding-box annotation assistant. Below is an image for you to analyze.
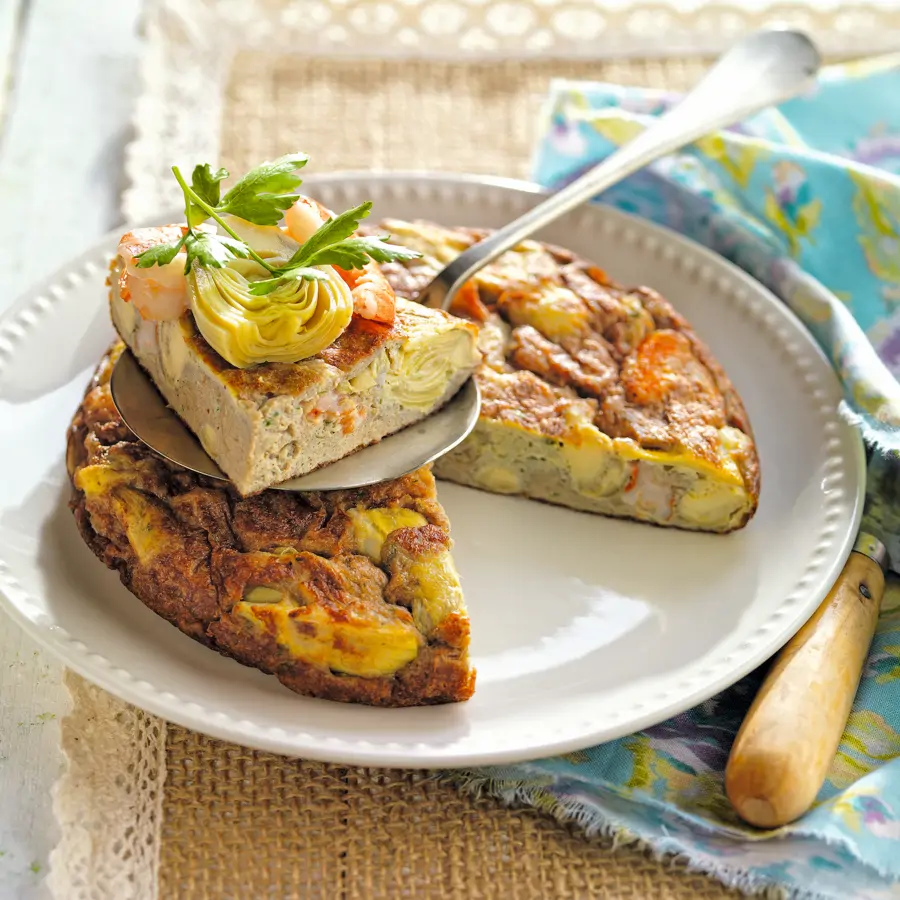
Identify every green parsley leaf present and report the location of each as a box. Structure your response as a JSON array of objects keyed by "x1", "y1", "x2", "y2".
[
  {"x1": 134, "y1": 235, "x2": 186, "y2": 268},
  {"x1": 188, "y1": 164, "x2": 228, "y2": 224},
  {"x1": 215, "y1": 234, "x2": 251, "y2": 259},
  {"x1": 191, "y1": 163, "x2": 228, "y2": 205},
  {"x1": 132, "y1": 153, "x2": 422, "y2": 299},
  {"x1": 286, "y1": 201, "x2": 372, "y2": 269},
  {"x1": 183, "y1": 232, "x2": 249, "y2": 272},
  {"x1": 298, "y1": 234, "x2": 422, "y2": 271},
  {"x1": 247, "y1": 267, "x2": 328, "y2": 296},
  {"x1": 217, "y1": 153, "x2": 309, "y2": 225}
]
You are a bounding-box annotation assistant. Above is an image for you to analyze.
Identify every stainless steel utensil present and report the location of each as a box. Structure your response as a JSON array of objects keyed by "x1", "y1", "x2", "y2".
[
  {"x1": 418, "y1": 28, "x2": 820, "y2": 312},
  {"x1": 111, "y1": 28, "x2": 821, "y2": 492}
]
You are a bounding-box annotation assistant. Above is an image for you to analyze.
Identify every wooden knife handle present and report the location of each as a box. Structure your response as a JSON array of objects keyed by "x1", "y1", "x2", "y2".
[{"x1": 725, "y1": 550, "x2": 885, "y2": 828}]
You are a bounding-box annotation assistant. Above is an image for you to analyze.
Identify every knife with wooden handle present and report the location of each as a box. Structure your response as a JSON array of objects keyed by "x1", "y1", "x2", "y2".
[
  {"x1": 725, "y1": 531, "x2": 887, "y2": 828},
  {"x1": 726, "y1": 447, "x2": 900, "y2": 829}
]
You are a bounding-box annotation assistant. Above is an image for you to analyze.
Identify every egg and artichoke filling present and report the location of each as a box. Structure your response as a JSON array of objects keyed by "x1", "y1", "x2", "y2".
[
  {"x1": 434, "y1": 408, "x2": 754, "y2": 533},
  {"x1": 226, "y1": 506, "x2": 467, "y2": 679},
  {"x1": 382, "y1": 309, "x2": 480, "y2": 410},
  {"x1": 234, "y1": 586, "x2": 423, "y2": 679}
]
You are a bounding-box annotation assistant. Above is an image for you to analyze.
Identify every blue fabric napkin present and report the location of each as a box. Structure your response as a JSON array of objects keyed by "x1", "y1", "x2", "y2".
[{"x1": 455, "y1": 55, "x2": 900, "y2": 900}]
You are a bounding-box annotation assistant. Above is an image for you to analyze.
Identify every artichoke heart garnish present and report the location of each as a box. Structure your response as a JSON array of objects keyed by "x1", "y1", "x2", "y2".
[{"x1": 189, "y1": 260, "x2": 353, "y2": 368}]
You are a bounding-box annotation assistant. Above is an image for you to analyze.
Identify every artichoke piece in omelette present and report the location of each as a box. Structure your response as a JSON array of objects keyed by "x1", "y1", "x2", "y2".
[
  {"x1": 374, "y1": 219, "x2": 760, "y2": 533},
  {"x1": 67, "y1": 344, "x2": 474, "y2": 706}
]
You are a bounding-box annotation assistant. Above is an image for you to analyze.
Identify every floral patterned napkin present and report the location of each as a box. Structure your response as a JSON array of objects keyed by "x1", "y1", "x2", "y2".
[{"x1": 457, "y1": 55, "x2": 900, "y2": 900}]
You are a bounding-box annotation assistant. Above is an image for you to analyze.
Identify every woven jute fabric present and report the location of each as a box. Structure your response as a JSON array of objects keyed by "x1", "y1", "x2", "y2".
[
  {"x1": 160, "y1": 54, "x2": 743, "y2": 900},
  {"x1": 161, "y1": 726, "x2": 744, "y2": 900},
  {"x1": 220, "y1": 55, "x2": 712, "y2": 178}
]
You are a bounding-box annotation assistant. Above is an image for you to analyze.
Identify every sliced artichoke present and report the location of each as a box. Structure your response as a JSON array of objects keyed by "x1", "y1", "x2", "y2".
[
  {"x1": 189, "y1": 260, "x2": 353, "y2": 368},
  {"x1": 384, "y1": 326, "x2": 480, "y2": 410},
  {"x1": 218, "y1": 216, "x2": 299, "y2": 264}
]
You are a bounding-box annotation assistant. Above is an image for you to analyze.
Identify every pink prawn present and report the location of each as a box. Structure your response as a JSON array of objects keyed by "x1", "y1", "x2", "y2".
[
  {"x1": 284, "y1": 196, "x2": 397, "y2": 325},
  {"x1": 116, "y1": 226, "x2": 190, "y2": 321}
]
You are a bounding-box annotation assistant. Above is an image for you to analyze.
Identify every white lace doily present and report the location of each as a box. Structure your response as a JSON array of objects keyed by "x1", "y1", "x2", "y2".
[
  {"x1": 50, "y1": 673, "x2": 165, "y2": 900},
  {"x1": 123, "y1": 0, "x2": 900, "y2": 223}
]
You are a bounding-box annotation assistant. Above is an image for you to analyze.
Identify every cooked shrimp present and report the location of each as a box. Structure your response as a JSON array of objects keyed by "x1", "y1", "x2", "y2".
[
  {"x1": 338, "y1": 263, "x2": 397, "y2": 325},
  {"x1": 449, "y1": 279, "x2": 489, "y2": 323},
  {"x1": 285, "y1": 196, "x2": 397, "y2": 324},
  {"x1": 116, "y1": 226, "x2": 189, "y2": 321},
  {"x1": 283, "y1": 195, "x2": 334, "y2": 243}
]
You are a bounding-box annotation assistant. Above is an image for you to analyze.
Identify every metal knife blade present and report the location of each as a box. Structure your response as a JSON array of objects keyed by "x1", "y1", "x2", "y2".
[
  {"x1": 853, "y1": 449, "x2": 900, "y2": 573},
  {"x1": 853, "y1": 449, "x2": 900, "y2": 576}
]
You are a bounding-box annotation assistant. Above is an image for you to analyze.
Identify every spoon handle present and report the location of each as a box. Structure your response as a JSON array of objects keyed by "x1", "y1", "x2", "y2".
[{"x1": 424, "y1": 29, "x2": 820, "y2": 310}]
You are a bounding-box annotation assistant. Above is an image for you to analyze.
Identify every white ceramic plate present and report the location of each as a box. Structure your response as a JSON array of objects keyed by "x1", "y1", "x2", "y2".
[{"x1": 0, "y1": 174, "x2": 864, "y2": 768}]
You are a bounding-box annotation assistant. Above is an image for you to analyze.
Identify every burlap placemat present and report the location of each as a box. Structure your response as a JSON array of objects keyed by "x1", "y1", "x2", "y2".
[
  {"x1": 220, "y1": 55, "x2": 711, "y2": 179},
  {"x1": 161, "y1": 54, "x2": 746, "y2": 900},
  {"x1": 162, "y1": 727, "x2": 746, "y2": 900}
]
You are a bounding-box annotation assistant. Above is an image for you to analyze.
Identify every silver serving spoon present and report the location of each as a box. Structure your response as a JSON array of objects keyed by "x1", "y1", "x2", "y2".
[{"x1": 111, "y1": 28, "x2": 820, "y2": 493}]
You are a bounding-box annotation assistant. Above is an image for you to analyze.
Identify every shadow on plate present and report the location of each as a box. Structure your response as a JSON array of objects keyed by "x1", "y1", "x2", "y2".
[{"x1": 0, "y1": 301, "x2": 114, "y2": 405}]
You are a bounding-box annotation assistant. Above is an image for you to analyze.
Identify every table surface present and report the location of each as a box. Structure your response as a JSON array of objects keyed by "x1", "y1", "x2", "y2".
[
  {"x1": 0, "y1": 3, "x2": 141, "y2": 897},
  {"x1": 0, "y1": 3, "x2": 876, "y2": 898}
]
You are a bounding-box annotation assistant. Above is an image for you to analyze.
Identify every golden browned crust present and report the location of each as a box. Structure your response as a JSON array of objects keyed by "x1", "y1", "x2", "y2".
[
  {"x1": 179, "y1": 296, "x2": 476, "y2": 397},
  {"x1": 183, "y1": 313, "x2": 394, "y2": 396},
  {"x1": 374, "y1": 220, "x2": 760, "y2": 524},
  {"x1": 66, "y1": 343, "x2": 474, "y2": 707}
]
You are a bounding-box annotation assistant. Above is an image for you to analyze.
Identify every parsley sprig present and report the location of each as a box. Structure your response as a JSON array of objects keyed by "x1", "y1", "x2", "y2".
[{"x1": 135, "y1": 154, "x2": 420, "y2": 295}]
